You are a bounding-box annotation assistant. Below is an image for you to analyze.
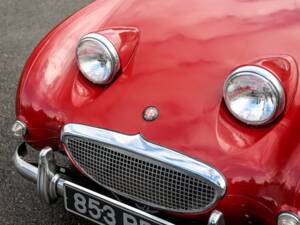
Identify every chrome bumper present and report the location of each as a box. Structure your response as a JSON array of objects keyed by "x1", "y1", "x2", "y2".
[
  {"x1": 13, "y1": 142, "x2": 64, "y2": 203},
  {"x1": 13, "y1": 142, "x2": 225, "y2": 225}
]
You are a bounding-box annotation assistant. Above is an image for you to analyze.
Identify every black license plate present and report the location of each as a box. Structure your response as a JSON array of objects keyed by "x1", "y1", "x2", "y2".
[{"x1": 64, "y1": 182, "x2": 174, "y2": 225}]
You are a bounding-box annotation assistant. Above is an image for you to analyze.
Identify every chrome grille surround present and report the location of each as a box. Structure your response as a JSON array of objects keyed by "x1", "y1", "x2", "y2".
[{"x1": 61, "y1": 124, "x2": 226, "y2": 213}]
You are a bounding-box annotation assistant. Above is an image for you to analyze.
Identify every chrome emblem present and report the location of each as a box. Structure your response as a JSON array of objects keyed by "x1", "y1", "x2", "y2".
[{"x1": 143, "y1": 106, "x2": 159, "y2": 121}]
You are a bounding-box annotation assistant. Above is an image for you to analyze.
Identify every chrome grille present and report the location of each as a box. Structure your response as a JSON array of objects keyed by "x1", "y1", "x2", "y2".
[{"x1": 62, "y1": 124, "x2": 226, "y2": 213}]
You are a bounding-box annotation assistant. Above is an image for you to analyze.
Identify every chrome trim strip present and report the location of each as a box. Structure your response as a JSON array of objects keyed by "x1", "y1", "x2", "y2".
[
  {"x1": 64, "y1": 181, "x2": 175, "y2": 225},
  {"x1": 61, "y1": 123, "x2": 226, "y2": 197}
]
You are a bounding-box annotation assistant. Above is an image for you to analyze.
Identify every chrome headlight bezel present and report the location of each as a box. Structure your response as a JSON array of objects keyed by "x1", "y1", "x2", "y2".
[
  {"x1": 223, "y1": 65, "x2": 286, "y2": 125},
  {"x1": 76, "y1": 33, "x2": 120, "y2": 85}
]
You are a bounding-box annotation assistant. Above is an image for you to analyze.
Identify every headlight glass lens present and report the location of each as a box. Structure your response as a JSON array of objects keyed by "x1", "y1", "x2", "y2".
[
  {"x1": 224, "y1": 66, "x2": 285, "y2": 125},
  {"x1": 278, "y1": 213, "x2": 300, "y2": 225},
  {"x1": 77, "y1": 33, "x2": 120, "y2": 84}
]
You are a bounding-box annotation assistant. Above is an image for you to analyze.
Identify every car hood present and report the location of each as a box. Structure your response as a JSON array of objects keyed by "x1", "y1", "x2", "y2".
[{"x1": 17, "y1": 0, "x2": 300, "y2": 220}]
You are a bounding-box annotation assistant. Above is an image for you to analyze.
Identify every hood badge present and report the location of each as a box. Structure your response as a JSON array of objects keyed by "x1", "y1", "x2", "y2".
[{"x1": 143, "y1": 106, "x2": 159, "y2": 121}]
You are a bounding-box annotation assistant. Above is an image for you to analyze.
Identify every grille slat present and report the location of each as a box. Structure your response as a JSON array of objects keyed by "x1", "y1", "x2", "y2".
[{"x1": 64, "y1": 135, "x2": 220, "y2": 213}]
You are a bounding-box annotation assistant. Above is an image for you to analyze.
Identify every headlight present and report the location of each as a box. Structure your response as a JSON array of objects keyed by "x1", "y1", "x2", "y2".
[
  {"x1": 278, "y1": 213, "x2": 300, "y2": 225},
  {"x1": 223, "y1": 66, "x2": 285, "y2": 125},
  {"x1": 76, "y1": 33, "x2": 120, "y2": 84}
]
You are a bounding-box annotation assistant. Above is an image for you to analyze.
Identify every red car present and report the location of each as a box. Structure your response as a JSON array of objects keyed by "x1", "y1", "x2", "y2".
[{"x1": 11, "y1": 1, "x2": 300, "y2": 225}]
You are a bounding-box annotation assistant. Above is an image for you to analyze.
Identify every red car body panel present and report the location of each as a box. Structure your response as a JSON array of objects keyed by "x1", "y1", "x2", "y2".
[{"x1": 16, "y1": 0, "x2": 300, "y2": 224}]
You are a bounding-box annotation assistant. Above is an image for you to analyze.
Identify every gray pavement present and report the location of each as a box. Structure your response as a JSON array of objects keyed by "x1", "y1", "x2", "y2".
[{"x1": 0, "y1": 1, "x2": 93, "y2": 224}]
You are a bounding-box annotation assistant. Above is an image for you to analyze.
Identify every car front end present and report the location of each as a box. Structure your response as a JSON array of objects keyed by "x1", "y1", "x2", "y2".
[{"x1": 11, "y1": 0, "x2": 300, "y2": 225}]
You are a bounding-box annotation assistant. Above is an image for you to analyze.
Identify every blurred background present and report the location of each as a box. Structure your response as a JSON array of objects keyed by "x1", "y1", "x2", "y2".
[{"x1": 0, "y1": 1, "x2": 92, "y2": 224}]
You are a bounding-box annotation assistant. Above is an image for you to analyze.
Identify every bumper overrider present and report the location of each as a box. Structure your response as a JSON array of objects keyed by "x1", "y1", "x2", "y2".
[{"x1": 13, "y1": 141, "x2": 226, "y2": 225}]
